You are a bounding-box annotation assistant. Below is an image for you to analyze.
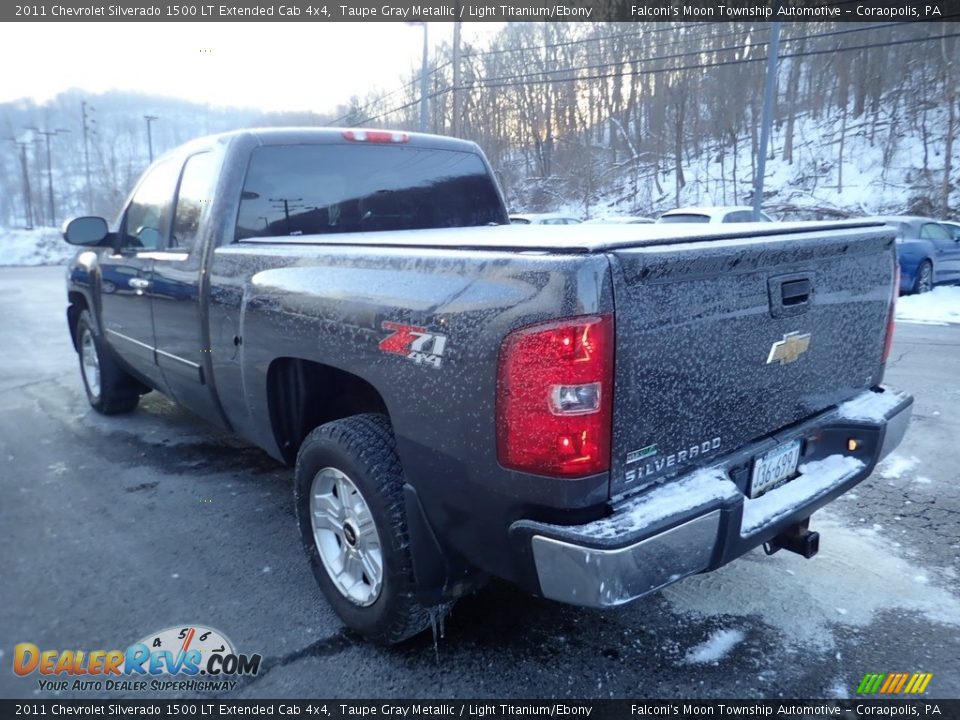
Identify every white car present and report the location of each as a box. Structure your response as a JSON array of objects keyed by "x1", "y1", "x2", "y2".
[
  {"x1": 509, "y1": 213, "x2": 582, "y2": 225},
  {"x1": 583, "y1": 215, "x2": 655, "y2": 225},
  {"x1": 657, "y1": 206, "x2": 774, "y2": 224}
]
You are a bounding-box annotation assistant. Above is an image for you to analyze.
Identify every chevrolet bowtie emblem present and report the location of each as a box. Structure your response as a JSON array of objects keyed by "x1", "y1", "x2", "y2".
[{"x1": 766, "y1": 331, "x2": 811, "y2": 365}]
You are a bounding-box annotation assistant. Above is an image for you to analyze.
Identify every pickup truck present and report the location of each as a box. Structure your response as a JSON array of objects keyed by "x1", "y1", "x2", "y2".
[{"x1": 63, "y1": 128, "x2": 913, "y2": 644}]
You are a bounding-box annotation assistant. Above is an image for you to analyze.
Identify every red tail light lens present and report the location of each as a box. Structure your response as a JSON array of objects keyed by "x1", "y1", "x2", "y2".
[
  {"x1": 496, "y1": 315, "x2": 614, "y2": 478},
  {"x1": 882, "y1": 264, "x2": 899, "y2": 363},
  {"x1": 341, "y1": 129, "x2": 410, "y2": 143}
]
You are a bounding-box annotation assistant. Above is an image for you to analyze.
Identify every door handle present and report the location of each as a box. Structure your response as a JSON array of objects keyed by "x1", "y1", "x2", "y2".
[{"x1": 128, "y1": 278, "x2": 151, "y2": 290}]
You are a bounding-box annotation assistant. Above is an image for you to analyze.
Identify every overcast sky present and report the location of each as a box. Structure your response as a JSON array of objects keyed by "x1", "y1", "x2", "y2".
[{"x1": 1, "y1": 22, "x2": 502, "y2": 113}]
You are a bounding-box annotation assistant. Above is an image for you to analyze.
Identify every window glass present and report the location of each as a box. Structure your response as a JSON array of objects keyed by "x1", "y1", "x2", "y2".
[
  {"x1": 659, "y1": 213, "x2": 711, "y2": 224},
  {"x1": 920, "y1": 223, "x2": 950, "y2": 241},
  {"x1": 723, "y1": 211, "x2": 753, "y2": 223},
  {"x1": 172, "y1": 152, "x2": 216, "y2": 251},
  {"x1": 122, "y1": 159, "x2": 179, "y2": 250},
  {"x1": 236, "y1": 144, "x2": 506, "y2": 240}
]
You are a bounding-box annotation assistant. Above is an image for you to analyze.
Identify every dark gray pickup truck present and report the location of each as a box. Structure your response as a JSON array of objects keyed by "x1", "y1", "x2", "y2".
[{"x1": 63, "y1": 128, "x2": 912, "y2": 643}]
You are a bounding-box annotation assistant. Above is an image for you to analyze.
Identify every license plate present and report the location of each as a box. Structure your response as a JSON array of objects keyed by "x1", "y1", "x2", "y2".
[{"x1": 749, "y1": 439, "x2": 802, "y2": 498}]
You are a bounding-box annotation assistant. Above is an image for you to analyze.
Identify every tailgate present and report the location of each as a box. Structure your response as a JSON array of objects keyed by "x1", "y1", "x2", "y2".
[{"x1": 608, "y1": 225, "x2": 896, "y2": 496}]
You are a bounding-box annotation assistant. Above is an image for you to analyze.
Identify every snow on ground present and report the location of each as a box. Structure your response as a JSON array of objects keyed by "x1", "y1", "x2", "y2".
[
  {"x1": 682, "y1": 629, "x2": 745, "y2": 665},
  {"x1": 0, "y1": 228, "x2": 74, "y2": 266},
  {"x1": 896, "y1": 287, "x2": 960, "y2": 326},
  {"x1": 876, "y1": 453, "x2": 919, "y2": 480},
  {"x1": 664, "y1": 511, "x2": 960, "y2": 650}
]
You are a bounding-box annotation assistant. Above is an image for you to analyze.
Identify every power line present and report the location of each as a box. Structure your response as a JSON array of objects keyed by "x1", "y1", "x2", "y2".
[
  {"x1": 354, "y1": 21, "x2": 926, "y2": 127},
  {"x1": 335, "y1": 23, "x2": 742, "y2": 126},
  {"x1": 460, "y1": 22, "x2": 913, "y2": 86},
  {"x1": 358, "y1": 30, "x2": 958, "y2": 124},
  {"x1": 455, "y1": 31, "x2": 960, "y2": 92},
  {"x1": 461, "y1": 21, "x2": 726, "y2": 59}
]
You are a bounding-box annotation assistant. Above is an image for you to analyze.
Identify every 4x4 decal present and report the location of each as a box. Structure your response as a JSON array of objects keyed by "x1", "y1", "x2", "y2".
[{"x1": 378, "y1": 321, "x2": 448, "y2": 369}]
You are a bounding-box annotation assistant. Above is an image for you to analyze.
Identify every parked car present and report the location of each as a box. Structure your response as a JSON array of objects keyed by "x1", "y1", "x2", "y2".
[
  {"x1": 583, "y1": 215, "x2": 655, "y2": 224},
  {"x1": 509, "y1": 213, "x2": 581, "y2": 225},
  {"x1": 862, "y1": 216, "x2": 960, "y2": 294},
  {"x1": 658, "y1": 206, "x2": 775, "y2": 224},
  {"x1": 62, "y1": 128, "x2": 911, "y2": 643}
]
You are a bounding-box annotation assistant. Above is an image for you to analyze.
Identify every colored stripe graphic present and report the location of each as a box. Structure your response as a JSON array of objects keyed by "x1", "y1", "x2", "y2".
[
  {"x1": 857, "y1": 672, "x2": 932, "y2": 694},
  {"x1": 857, "y1": 674, "x2": 885, "y2": 694}
]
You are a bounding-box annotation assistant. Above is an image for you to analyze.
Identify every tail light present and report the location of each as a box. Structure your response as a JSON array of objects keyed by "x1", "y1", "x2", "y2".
[
  {"x1": 341, "y1": 129, "x2": 410, "y2": 143},
  {"x1": 496, "y1": 315, "x2": 614, "y2": 478},
  {"x1": 882, "y1": 264, "x2": 899, "y2": 363}
]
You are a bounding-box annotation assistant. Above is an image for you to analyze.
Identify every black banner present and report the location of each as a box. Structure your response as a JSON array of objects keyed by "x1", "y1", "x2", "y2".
[
  {"x1": 1, "y1": 700, "x2": 957, "y2": 719},
  {"x1": 4, "y1": 0, "x2": 960, "y2": 23}
]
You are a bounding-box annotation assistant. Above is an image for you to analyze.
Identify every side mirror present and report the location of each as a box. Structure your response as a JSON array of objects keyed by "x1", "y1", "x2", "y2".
[{"x1": 63, "y1": 216, "x2": 109, "y2": 246}]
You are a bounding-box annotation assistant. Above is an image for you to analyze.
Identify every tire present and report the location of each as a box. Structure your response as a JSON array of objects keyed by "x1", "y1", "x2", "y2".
[
  {"x1": 294, "y1": 414, "x2": 435, "y2": 644},
  {"x1": 75, "y1": 310, "x2": 141, "y2": 415},
  {"x1": 913, "y1": 260, "x2": 934, "y2": 294}
]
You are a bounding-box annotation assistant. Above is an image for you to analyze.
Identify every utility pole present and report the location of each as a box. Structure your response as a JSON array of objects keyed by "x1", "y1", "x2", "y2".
[
  {"x1": 452, "y1": 18, "x2": 462, "y2": 137},
  {"x1": 753, "y1": 21, "x2": 781, "y2": 221},
  {"x1": 27, "y1": 126, "x2": 69, "y2": 227},
  {"x1": 406, "y1": 22, "x2": 429, "y2": 133},
  {"x1": 8, "y1": 140, "x2": 34, "y2": 229},
  {"x1": 82, "y1": 101, "x2": 94, "y2": 213},
  {"x1": 144, "y1": 115, "x2": 159, "y2": 162},
  {"x1": 269, "y1": 197, "x2": 303, "y2": 224}
]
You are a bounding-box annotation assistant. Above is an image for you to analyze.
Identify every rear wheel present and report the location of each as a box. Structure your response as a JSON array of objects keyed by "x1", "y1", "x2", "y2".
[
  {"x1": 914, "y1": 260, "x2": 933, "y2": 294},
  {"x1": 294, "y1": 414, "x2": 435, "y2": 644},
  {"x1": 75, "y1": 310, "x2": 141, "y2": 415}
]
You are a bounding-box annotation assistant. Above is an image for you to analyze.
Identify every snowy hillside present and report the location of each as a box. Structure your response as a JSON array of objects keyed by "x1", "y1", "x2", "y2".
[
  {"x1": 0, "y1": 228, "x2": 73, "y2": 266},
  {"x1": 545, "y1": 105, "x2": 960, "y2": 222}
]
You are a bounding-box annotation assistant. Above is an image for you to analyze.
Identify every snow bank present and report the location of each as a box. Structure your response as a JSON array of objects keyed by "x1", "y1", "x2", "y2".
[
  {"x1": 740, "y1": 455, "x2": 864, "y2": 536},
  {"x1": 896, "y1": 286, "x2": 960, "y2": 326},
  {"x1": 683, "y1": 629, "x2": 745, "y2": 665},
  {"x1": 836, "y1": 389, "x2": 907, "y2": 422},
  {"x1": 0, "y1": 227, "x2": 74, "y2": 266}
]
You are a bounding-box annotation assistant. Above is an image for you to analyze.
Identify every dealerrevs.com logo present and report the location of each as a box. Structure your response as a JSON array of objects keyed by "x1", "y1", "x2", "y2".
[{"x1": 12, "y1": 624, "x2": 261, "y2": 693}]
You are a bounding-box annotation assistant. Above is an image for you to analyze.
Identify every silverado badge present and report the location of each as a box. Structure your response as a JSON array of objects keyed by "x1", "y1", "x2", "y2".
[{"x1": 766, "y1": 331, "x2": 811, "y2": 365}]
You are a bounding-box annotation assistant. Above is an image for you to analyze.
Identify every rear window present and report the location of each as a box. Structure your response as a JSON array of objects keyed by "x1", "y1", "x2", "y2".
[
  {"x1": 658, "y1": 213, "x2": 711, "y2": 224},
  {"x1": 235, "y1": 144, "x2": 506, "y2": 240}
]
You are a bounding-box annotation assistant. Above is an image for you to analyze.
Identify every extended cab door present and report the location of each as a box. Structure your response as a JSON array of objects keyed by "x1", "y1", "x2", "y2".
[
  {"x1": 99, "y1": 158, "x2": 180, "y2": 391},
  {"x1": 149, "y1": 151, "x2": 227, "y2": 427}
]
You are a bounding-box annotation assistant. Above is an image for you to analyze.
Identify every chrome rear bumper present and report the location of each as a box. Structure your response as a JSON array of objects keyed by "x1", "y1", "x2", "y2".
[{"x1": 516, "y1": 388, "x2": 913, "y2": 608}]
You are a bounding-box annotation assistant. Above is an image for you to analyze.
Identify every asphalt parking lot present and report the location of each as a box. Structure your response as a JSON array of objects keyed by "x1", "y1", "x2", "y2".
[{"x1": 1, "y1": 265, "x2": 958, "y2": 700}]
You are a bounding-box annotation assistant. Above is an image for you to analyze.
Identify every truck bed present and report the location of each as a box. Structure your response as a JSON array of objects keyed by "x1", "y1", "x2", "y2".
[{"x1": 236, "y1": 220, "x2": 889, "y2": 253}]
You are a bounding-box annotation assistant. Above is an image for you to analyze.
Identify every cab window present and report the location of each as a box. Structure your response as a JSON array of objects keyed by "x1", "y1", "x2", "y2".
[
  {"x1": 121, "y1": 159, "x2": 180, "y2": 250},
  {"x1": 171, "y1": 152, "x2": 216, "y2": 252}
]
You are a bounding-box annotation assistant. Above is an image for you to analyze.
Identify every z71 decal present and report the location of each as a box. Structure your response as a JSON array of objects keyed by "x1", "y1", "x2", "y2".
[{"x1": 378, "y1": 321, "x2": 448, "y2": 369}]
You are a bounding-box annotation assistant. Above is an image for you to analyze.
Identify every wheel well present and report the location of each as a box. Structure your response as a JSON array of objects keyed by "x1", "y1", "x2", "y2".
[
  {"x1": 67, "y1": 292, "x2": 88, "y2": 351},
  {"x1": 267, "y1": 358, "x2": 390, "y2": 465}
]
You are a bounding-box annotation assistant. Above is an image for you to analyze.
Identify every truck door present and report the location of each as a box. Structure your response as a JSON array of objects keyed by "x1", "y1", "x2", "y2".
[
  {"x1": 99, "y1": 157, "x2": 180, "y2": 391},
  {"x1": 149, "y1": 150, "x2": 228, "y2": 427}
]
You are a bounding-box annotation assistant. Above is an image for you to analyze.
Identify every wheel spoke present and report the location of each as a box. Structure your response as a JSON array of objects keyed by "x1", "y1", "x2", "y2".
[
  {"x1": 354, "y1": 503, "x2": 375, "y2": 535},
  {"x1": 360, "y1": 550, "x2": 382, "y2": 584},
  {"x1": 335, "y1": 475, "x2": 353, "y2": 510}
]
